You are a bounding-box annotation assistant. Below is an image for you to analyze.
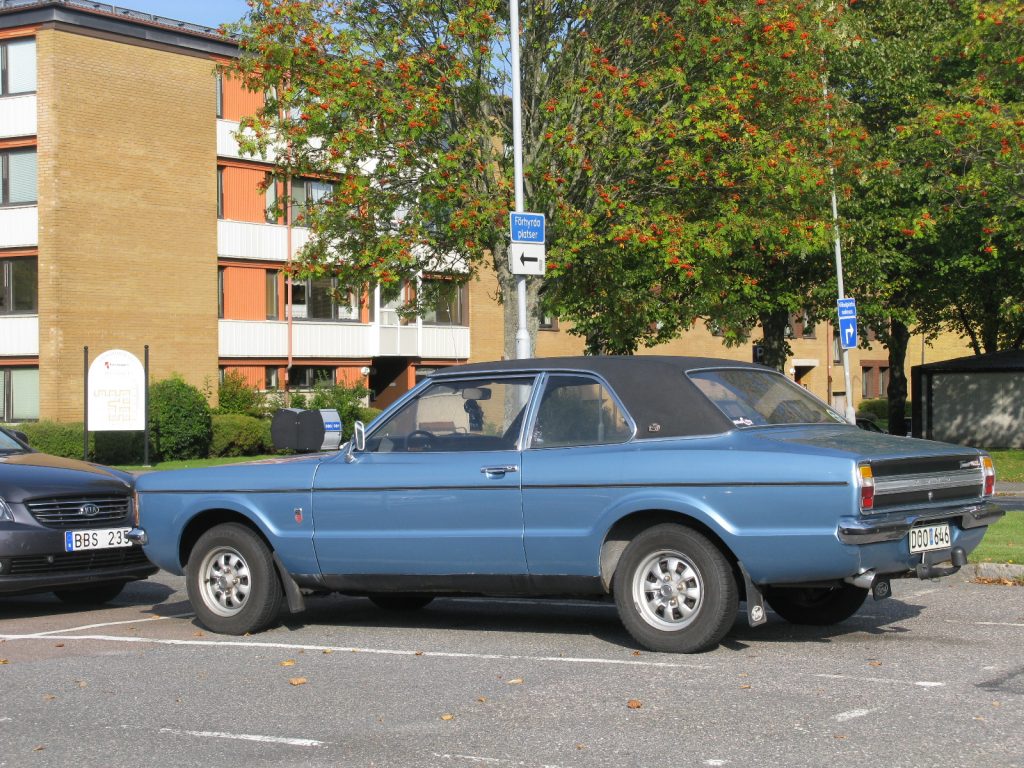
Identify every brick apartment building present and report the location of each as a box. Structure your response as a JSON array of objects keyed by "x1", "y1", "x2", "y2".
[{"x1": 0, "y1": 0, "x2": 970, "y2": 423}]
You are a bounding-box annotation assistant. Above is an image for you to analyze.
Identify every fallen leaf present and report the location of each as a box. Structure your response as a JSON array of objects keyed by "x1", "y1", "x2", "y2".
[
  {"x1": 868, "y1": 660, "x2": 882, "y2": 667},
  {"x1": 322, "y1": 649, "x2": 333, "y2": 655},
  {"x1": 834, "y1": 735, "x2": 848, "y2": 740},
  {"x1": 415, "y1": 651, "x2": 424, "y2": 656},
  {"x1": 477, "y1": 696, "x2": 487, "y2": 703},
  {"x1": 288, "y1": 677, "x2": 308, "y2": 686},
  {"x1": 440, "y1": 713, "x2": 454, "y2": 721},
  {"x1": 627, "y1": 699, "x2": 643, "y2": 709},
  {"x1": 33, "y1": 746, "x2": 45, "y2": 752},
  {"x1": 76, "y1": 680, "x2": 87, "y2": 689},
  {"x1": 739, "y1": 684, "x2": 752, "y2": 689},
  {"x1": 507, "y1": 678, "x2": 524, "y2": 685},
  {"x1": 576, "y1": 744, "x2": 587, "y2": 750},
  {"x1": 632, "y1": 651, "x2": 641, "y2": 657},
  {"x1": 0, "y1": 659, "x2": 8, "y2": 664},
  {"x1": 738, "y1": 672, "x2": 749, "y2": 677},
  {"x1": 43, "y1": 694, "x2": 56, "y2": 701},
  {"x1": 54, "y1": 644, "x2": 64, "y2": 649},
  {"x1": 193, "y1": 631, "x2": 204, "y2": 638},
  {"x1": 279, "y1": 659, "x2": 296, "y2": 667}
]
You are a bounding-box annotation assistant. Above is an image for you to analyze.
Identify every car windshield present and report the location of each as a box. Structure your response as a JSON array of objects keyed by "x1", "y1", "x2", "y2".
[{"x1": 689, "y1": 368, "x2": 847, "y2": 428}]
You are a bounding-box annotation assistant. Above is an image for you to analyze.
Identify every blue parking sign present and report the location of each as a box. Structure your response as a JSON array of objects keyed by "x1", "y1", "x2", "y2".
[
  {"x1": 839, "y1": 317, "x2": 858, "y2": 349},
  {"x1": 509, "y1": 212, "x2": 545, "y2": 244}
]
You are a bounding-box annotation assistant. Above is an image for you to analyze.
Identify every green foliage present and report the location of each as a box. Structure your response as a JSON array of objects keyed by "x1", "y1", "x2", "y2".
[
  {"x1": 210, "y1": 414, "x2": 272, "y2": 457},
  {"x1": 287, "y1": 392, "x2": 308, "y2": 410},
  {"x1": 93, "y1": 431, "x2": 146, "y2": 465},
  {"x1": 148, "y1": 375, "x2": 213, "y2": 461},
  {"x1": 217, "y1": 371, "x2": 266, "y2": 418},
  {"x1": 307, "y1": 379, "x2": 374, "y2": 441},
  {"x1": 16, "y1": 421, "x2": 91, "y2": 459}
]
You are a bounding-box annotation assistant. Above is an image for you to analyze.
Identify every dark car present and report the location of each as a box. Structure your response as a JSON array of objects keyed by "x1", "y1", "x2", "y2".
[{"x1": 0, "y1": 427, "x2": 156, "y2": 604}]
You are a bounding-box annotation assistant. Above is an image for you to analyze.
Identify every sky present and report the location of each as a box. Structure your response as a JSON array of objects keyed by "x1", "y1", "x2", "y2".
[{"x1": 113, "y1": 0, "x2": 251, "y2": 29}]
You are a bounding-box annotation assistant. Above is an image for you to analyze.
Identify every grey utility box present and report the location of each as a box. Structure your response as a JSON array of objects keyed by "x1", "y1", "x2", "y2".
[{"x1": 271, "y1": 408, "x2": 342, "y2": 452}]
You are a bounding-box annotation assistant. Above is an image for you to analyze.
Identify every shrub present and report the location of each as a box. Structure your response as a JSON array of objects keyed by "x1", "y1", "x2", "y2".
[
  {"x1": 210, "y1": 414, "x2": 272, "y2": 457},
  {"x1": 15, "y1": 421, "x2": 91, "y2": 459},
  {"x1": 94, "y1": 431, "x2": 146, "y2": 465},
  {"x1": 308, "y1": 380, "x2": 373, "y2": 441},
  {"x1": 287, "y1": 392, "x2": 308, "y2": 410},
  {"x1": 858, "y1": 397, "x2": 911, "y2": 422},
  {"x1": 148, "y1": 375, "x2": 212, "y2": 461},
  {"x1": 217, "y1": 371, "x2": 265, "y2": 418}
]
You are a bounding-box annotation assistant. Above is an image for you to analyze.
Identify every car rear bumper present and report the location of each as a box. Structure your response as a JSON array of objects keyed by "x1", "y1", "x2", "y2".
[{"x1": 836, "y1": 499, "x2": 1006, "y2": 545}]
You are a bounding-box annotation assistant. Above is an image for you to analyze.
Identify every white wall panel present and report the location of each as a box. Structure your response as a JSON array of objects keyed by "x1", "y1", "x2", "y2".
[
  {"x1": 0, "y1": 316, "x2": 39, "y2": 356},
  {"x1": 0, "y1": 206, "x2": 37, "y2": 248},
  {"x1": 0, "y1": 94, "x2": 36, "y2": 139}
]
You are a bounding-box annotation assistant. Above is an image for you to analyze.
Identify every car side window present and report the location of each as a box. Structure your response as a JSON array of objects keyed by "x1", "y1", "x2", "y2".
[
  {"x1": 530, "y1": 375, "x2": 633, "y2": 448},
  {"x1": 364, "y1": 376, "x2": 535, "y2": 453}
]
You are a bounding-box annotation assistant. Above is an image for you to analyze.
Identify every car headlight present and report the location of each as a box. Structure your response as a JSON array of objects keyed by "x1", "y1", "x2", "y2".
[{"x1": 0, "y1": 497, "x2": 14, "y2": 523}]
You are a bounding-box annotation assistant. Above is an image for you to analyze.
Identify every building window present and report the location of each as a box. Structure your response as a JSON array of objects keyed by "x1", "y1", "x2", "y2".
[
  {"x1": 1, "y1": 38, "x2": 35, "y2": 96},
  {"x1": 538, "y1": 310, "x2": 558, "y2": 331},
  {"x1": 288, "y1": 365, "x2": 334, "y2": 389},
  {"x1": 215, "y1": 71, "x2": 223, "y2": 119},
  {"x1": 861, "y1": 367, "x2": 872, "y2": 398},
  {"x1": 266, "y1": 270, "x2": 279, "y2": 319},
  {"x1": 832, "y1": 332, "x2": 842, "y2": 364},
  {"x1": 0, "y1": 366, "x2": 39, "y2": 421},
  {"x1": 420, "y1": 278, "x2": 467, "y2": 326},
  {"x1": 879, "y1": 367, "x2": 889, "y2": 397},
  {"x1": 1, "y1": 149, "x2": 36, "y2": 206},
  {"x1": 0, "y1": 258, "x2": 37, "y2": 314},
  {"x1": 265, "y1": 173, "x2": 278, "y2": 223},
  {"x1": 290, "y1": 177, "x2": 335, "y2": 222},
  {"x1": 216, "y1": 167, "x2": 224, "y2": 219},
  {"x1": 265, "y1": 366, "x2": 279, "y2": 390},
  {"x1": 291, "y1": 277, "x2": 358, "y2": 321},
  {"x1": 217, "y1": 267, "x2": 225, "y2": 319}
]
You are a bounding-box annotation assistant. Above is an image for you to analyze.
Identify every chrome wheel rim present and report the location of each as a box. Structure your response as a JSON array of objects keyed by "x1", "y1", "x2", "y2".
[
  {"x1": 197, "y1": 546, "x2": 251, "y2": 617},
  {"x1": 631, "y1": 549, "x2": 704, "y2": 631}
]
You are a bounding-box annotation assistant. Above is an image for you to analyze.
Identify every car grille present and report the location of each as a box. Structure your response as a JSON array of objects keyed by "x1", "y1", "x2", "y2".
[
  {"x1": 25, "y1": 495, "x2": 132, "y2": 528},
  {"x1": 7, "y1": 547, "x2": 150, "y2": 575},
  {"x1": 871, "y1": 455, "x2": 984, "y2": 510}
]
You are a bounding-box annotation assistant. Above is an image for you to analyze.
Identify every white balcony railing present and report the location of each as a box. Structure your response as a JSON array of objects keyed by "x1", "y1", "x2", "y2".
[
  {"x1": 0, "y1": 94, "x2": 36, "y2": 139},
  {"x1": 218, "y1": 219, "x2": 310, "y2": 262},
  {"x1": 0, "y1": 205, "x2": 37, "y2": 248},
  {"x1": 219, "y1": 319, "x2": 470, "y2": 361},
  {"x1": 217, "y1": 119, "x2": 277, "y2": 163},
  {"x1": 0, "y1": 316, "x2": 39, "y2": 356}
]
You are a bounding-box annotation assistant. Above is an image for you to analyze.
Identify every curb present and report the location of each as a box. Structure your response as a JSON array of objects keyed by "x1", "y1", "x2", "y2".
[{"x1": 965, "y1": 562, "x2": 1024, "y2": 582}]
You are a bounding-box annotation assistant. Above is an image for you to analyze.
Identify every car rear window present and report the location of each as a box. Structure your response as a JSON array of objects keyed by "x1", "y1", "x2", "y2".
[{"x1": 688, "y1": 369, "x2": 847, "y2": 428}]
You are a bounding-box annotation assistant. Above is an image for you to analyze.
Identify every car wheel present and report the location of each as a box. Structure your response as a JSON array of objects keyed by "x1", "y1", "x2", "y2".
[
  {"x1": 53, "y1": 582, "x2": 125, "y2": 606},
  {"x1": 368, "y1": 594, "x2": 435, "y2": 611},
  {"x1": 764, "y1": 584, "x2": 868, "y2": 626},
  {"x1": 186, "y1": 523, "x2": 283, "y2": 635},
  {"x1": 613, "y1": 524, "x2": 738, "y2": 653}
]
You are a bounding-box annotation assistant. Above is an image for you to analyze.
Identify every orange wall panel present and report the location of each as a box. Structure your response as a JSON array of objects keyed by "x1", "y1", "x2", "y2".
[
  {"x1": 222, "y1": 265, "x2": 267, "y2": 320},
  {"x1": 221, "y1": 73, "x2": 264, "y2": 122},
  {"x1": 221, "y1": 165, "x2": 269, "y2": 223},
  {"x1": 224, "y1": 365, "x2": 264, "y2": 388}
]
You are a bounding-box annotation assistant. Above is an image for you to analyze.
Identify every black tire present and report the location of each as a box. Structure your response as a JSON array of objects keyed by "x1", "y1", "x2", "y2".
[
  {"x1": 186, "y1": 523, "x2": 283, "y2": 635},
  {"x1": 765, "y1": 584, "x2": 868, "y2": 626},
  {"x1": 53, "y1": 582, "x2": 125, "y2": 606},
  {"x1": 368, "y1": 594, "x2": 435, "y2": 612},
  {"x1": 613, "y1": 524, "x2": 738, "y2": 653}
]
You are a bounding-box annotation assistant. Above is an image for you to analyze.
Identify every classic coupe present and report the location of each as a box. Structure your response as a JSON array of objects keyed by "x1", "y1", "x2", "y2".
[{"x1": 131, "y1": 356, "x2": 1005, "y2": 653}]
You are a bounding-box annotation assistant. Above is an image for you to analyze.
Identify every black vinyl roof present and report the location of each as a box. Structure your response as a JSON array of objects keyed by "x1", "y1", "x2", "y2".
[{"x1": 433, "y1": 356, "x2": 769, "y2": 438}]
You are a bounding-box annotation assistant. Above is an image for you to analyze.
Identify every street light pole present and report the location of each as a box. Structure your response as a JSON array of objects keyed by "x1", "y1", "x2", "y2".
[{"x1": 509, "y1": 0, "x2": 531, "y2": 359}]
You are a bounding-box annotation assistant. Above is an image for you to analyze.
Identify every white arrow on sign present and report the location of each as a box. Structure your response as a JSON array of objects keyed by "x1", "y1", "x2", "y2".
[
  {"x1": 844, "y1": 324, "x2": 855, "y2": 345},
  {"x1": 509, "y1": 242, "x2": 545, "y2": 276}
]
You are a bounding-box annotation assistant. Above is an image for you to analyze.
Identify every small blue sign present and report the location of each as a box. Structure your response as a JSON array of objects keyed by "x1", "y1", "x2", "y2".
[
  {"x1": 324, "y1": 421, "x2": 341, "y2": 432},
  {"x1": 510, "y1": 212, "x2": 545, "y2": 244},
  {"x1": 839, "y1": 316, "x2": 858, "y2": 350},
  {"x1": 837, "y1": 298, "x2": 857, "y2": 319}
]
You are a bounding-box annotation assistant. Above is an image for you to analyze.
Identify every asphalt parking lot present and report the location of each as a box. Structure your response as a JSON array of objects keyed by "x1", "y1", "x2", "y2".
[{"x1": 1, "y1": 571, "x2": 1022, "y2": 768}]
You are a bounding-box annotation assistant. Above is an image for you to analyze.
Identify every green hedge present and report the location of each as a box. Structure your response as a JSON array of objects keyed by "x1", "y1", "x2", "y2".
[
  {"x1": 149, "y1": 376, "x2": 212, "y2": 461},
  {"x1": 15, "y1": 421, "x2": 91, "y2": 459},
  {"x1": 210, "y1": 414, "x2": 272, "y2": 457},
  {"x1": 858, "y1": 397, "x2": 911, "y2": 422}
]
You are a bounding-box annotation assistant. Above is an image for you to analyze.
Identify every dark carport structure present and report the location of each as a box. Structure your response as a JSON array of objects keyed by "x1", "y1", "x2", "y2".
[{"x1": 911, "y1": 350, "x2": 1024, "y2": 448}]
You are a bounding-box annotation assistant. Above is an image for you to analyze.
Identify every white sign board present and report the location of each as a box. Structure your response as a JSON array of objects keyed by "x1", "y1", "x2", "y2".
[
  {"x1": 88, "y1": 349, "x2": 145, "y2": 431},
  {"x1": 509, "y1": 242, "x2": 545, "y2": 276}
]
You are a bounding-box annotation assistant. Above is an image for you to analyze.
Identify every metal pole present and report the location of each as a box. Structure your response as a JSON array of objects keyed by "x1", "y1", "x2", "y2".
[
  {"x1": 510, "y1": 0, "x2": 531, "y2": 359},
  {"x1": 143, "y1": 345, "x2": 150, "y2": 467},
  {"x1": 83, "y1": 346, "x2": 88, "y2": 461},
  {"x1": 831, "y1": 186, "x2": 856, "y2": 424}
]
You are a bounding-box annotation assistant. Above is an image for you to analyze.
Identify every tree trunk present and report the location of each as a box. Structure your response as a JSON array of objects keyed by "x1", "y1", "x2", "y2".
[
  {"x1": 886, "y1": 318, "x2": 911, "y2": 436},
  {"x1": 758, "y1": 308, "x2": 792, "y2": 372}
]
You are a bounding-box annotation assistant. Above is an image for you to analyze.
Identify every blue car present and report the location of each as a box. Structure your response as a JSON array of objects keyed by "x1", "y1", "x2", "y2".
[{"x1": 131, "y1": 357, "x2": 1006, "y2": 653}]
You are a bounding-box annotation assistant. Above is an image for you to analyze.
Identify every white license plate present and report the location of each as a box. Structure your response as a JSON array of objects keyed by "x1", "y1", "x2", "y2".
[
  {"x1": 908, "y1": 523, "x2": 951, "y2": 554},
  {"x1": 64, "y1": 528, "x2": 133, "y2": 552}
]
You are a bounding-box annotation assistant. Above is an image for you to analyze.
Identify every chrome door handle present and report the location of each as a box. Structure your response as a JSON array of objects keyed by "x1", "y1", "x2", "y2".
[{"x1": 481, "y1": 465, "x2": 519, "y2": 478}]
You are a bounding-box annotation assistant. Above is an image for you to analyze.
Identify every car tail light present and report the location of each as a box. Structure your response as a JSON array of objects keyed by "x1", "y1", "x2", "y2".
[
  {"x1": 859, "y1": 464, "x2": 875, "y2": 512},
  {"x1": 982, "y1": 455, "x2": 995, "y2": 496}
]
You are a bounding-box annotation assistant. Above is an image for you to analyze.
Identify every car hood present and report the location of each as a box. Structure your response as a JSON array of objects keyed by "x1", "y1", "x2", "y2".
[
  {"x1": 743, "y1": 425, "x2": 982, "y2": 461},
  {"x1": 0, "y1": 451, "x2": 133, "y2": 503},
  {"x1": 135, "y1": 453, "x2": 327, "y2": 493}
]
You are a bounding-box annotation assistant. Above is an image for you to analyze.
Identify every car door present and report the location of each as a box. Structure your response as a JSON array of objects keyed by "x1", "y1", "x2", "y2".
[{"x1": 311, "y1": 375, "x2": 536, "y2": 587}]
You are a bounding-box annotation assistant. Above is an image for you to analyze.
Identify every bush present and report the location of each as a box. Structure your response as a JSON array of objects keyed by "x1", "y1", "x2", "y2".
[
  {"x1": 94, "y1": 431, "x2": 146, "y2": 465},
  {"x1": 210, "y1": 414, "x2": 272, "y2": 457},
  {"x1": 217, "y1": 371, "x2": 266, "y2": 418},
  {"x1": 859, "y1": 397, "x2": 911, "y2": 422},
  {"x1": 148, "y1": 375, "x2": 212, "y2": 461},
  {"x1": 15, "y1": 421, "x2": 91, "y2": 459},
  {"x1": 308, "y1": 380, "x2": 374, "y2": 441}
]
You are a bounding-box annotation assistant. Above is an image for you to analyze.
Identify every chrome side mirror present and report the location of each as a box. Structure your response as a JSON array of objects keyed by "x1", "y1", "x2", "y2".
[{"x1": 345, "y1": 421, "x2": 366, "y2": 463}]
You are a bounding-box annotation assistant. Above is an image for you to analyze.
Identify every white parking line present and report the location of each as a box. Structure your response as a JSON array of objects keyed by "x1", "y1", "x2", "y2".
[
  {"x1": 834, "y1": 708, "x2": 874, "y2": 722},
  {"x1": 433, "y1": 754, "x2": 571, "y2": 768},
  {"x1": 816, "y1": 674, "x2": 944, "y2": 688},
  {"x1": 25, "y1": 613, "x2": 194, "y2": 637},
  {"x1": 0, "y1": 632, "x2": 707, "y2": 669},
  {"x1": 159, "y1": 728, "x2": 325, "y2": 748}
]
